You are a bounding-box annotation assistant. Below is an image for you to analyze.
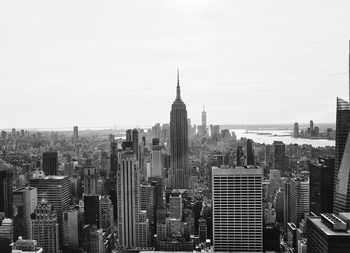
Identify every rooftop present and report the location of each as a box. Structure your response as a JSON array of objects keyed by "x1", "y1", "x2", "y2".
[{"x1": 308, "y1": 216, "x2": 350, "y2": 236}]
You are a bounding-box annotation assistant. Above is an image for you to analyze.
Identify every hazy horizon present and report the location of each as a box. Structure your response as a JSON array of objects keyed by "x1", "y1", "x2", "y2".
[{"x1": 1, "y1": 0, "x2": 350, "y2": 129}]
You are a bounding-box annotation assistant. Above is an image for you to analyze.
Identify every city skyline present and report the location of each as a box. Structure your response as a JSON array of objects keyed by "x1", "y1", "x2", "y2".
[{"x1": 1, "y1": 0, "x2": 350, "y2": 128}]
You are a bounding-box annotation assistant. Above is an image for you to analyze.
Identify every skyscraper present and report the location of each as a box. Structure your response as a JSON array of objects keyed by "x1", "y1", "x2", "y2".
[
  {"x1": 201, "y1": 105, "x2": 207, "y2": 136},
  {"x1": 334, "y1": 98, "x2": 350, "y2": 213},
  {"x1": 294, "y1": 122, "x2": 299, "y2": 137},
  {"x1": 236, "y1": 146, "x2": 244, "y2": 166},
  {"x1": 132, "y1": 129, "x2": 139, "y2": 161},
  {"x1": 73, "y1": 126, "x2": 78, "y2": 142},
  {"x1": 82, "y1": 159, "x2": 99, "y2": 195},
  {"x1": 290, "y1": 177, "x2": 309, "y2": 225},
  {"x1": 212, "y1": 166, "x2": 263, "y2": 252},
  {"x1": 83, "y1": 195, "x2": 101, "y2": 229},
  {"x1": 117, "y1": 150, "x2": 140, "y2": 248},
  {"x1": 307, "y1": 213, "x2": 350, "y2": 253},
  {"x1": 29, "y1": 176, "x2": 70, "y2": 247},
  {"x1": 246, "y1": 139, "x2": 254, "y2": 165},
  {"x1": 63, "y1": 209, "x2": 83, "y2": 249},
  {"x1": 31, "y1": 199, "x2": 59, "y2": 253},
  {"x1": 42, "y1": 152, "x2": 58, "y2": 176},
  {"x1": 310, "y1": 156, "x2": 335, "y2": 215},
  {"x1": 0, "y1": 169, "x2": 13, "y2": 218},
  {"x1": 169, "y1": 70, "x2": 189, "y2": 189},
  {"x1": 151, "y1": 138, "x2": 162, "y2": 178},
  {"x1": 273, "y1": 141, "x2": 286, "y2": 174},
  {"x1": 13, "y1": 187, "x2": 38, "y2": 239}
]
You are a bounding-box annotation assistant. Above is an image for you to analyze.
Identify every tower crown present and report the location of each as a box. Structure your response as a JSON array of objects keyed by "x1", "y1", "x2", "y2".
[{"x1": 176, "y1": 69, "x2": 181, "y2": 101}]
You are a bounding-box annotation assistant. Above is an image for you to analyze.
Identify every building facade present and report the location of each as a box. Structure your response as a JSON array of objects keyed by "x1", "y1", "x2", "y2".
[{"x1": 212, "y1": 166, "x2": 263, "y2": 252}]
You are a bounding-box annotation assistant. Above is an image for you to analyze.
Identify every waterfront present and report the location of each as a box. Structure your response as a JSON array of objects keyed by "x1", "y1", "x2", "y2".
[{"x1": 232, "y1": 129, "x2": 335, "y2": 147}]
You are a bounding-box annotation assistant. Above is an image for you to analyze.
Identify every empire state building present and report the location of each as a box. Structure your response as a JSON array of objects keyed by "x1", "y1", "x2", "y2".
[{"x1": 170, "y1": 70, "x2": 189, "y2": 189}]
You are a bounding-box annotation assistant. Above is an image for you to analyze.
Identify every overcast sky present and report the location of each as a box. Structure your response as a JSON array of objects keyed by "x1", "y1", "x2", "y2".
[{"x1": 1, "y1": 0, "x2": 349, "y2": 129}]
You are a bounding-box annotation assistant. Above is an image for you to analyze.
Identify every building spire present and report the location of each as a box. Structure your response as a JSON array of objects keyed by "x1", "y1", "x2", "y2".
[
  {"x1": 176, "y1": 68, "x2": 181, "y2": 100},
  {"x1": 203, "y1": 104, "x2": 205, "y2": 112}
]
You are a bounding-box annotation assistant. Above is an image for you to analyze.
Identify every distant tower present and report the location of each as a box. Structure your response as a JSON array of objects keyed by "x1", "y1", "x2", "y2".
[
  {"x1": 169, "y1": 70, "x2": 189, "y2": 189},
  {"x1": 294, "y1": 122, "x2": 299, "y2": 137},
  {"x1": 42, "y1": 152, "x2": 58, "y2": 176},
  {"x1": 73, "y1": 126, "x2": 78, "y2": 142},
  {"x1": 246, "y1": 139, "x2": 255, "y2": 166},
  {"x1": 202, "y1": 105, "x2": 207, "y2": 135},
  {"x1": 117, "y1": 149, "x2": 140, "y2": 248},
  {"x1": 236, "y1": 146, "x2": 244, "y2": 166},
  {"x1": 310, "y1": 120, "x2": 314, "y2": 131},
  {"x1": 31, "y1": 199, "x2": 59, "y2": 253}
]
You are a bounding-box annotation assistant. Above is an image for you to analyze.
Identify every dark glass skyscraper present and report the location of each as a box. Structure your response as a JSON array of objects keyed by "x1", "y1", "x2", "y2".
[
  {"x1": 246, "y1": 139, "x2": 254, "y2": 166},
  {"x1": 43, "y1": 151, "x2": 58, "y2": 176},
  {"x1": 333, "y1": 98, "x2": 350, "y2": 213},
  {"x1": 170, "y1": 70, "x2": 189, "y2": 189},
  {"x1": 310, "y1": 156, "x2": 335, "y2": 215},
  {"x1": 0, "y1": 170, "x2": 13, "y2": 218}
]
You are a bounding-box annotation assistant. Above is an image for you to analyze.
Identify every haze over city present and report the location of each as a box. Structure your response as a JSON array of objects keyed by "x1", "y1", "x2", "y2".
[{"x1": 1, "y1": 0, "x2": 350, "y2": 128}]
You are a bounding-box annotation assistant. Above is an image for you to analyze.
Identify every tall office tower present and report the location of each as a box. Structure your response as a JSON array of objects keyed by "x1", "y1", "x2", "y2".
[
  {"x1": 117, "y1": 150, "x2": 140, "y2": 249},
  {"x1": 169, "y1": 70, "x2": 189, "y2": 189},
  {"x1": 42, "y1": 152, "x2": 58, "y2": 176},
  {"x1": 12, "y1": 237, "x2": 43, "y2": 253},
  {"x1": 0, "y1": 217, "x2": 13, "y2": 253},
  {"x1": 310, "y1": 120, "x2": 314, "y2": 132},
  {"x1": 310, "y1": 156, "x2": 335, "y2": 215},
  {"x1": 13, "y1": 187, "x2": 37, "y2": 239},
  {"x1": 89, "y1": 225, "x2": 104, "y2": 253},
  {"x1": 73, "y1": 126, "x2": 78, "y2": 142},
  {"x1": 236, "y1": 146, "x2": 244, "y2": 166},
  {"x1": 63, "y1": 209, "x2": 83, "y2": 250},
  {"x1": 110, "y1": 142, "x2": 118, "y2": 177},
  {"x1": 132, "y1": 129, "x2": 139, "y2": 161},
  {"x1": 294, "y1": 122, "x2": 299, "y2": 137},
  {"x1": 273, "y1": 141, "x2": 286, "y2": 174},
  {"x1": 201, "y1": 105, "x2": 207, "y2": 136},
  {"x1": 307, "y1": 213, "x2": 350, "y2": 253},
  {"x1": 284, "y1": 178, "x2": 292, "y2": 233},
  {"x1": 83, "y1": 159, "x2": 99, "y2": 195},
  {"x1": 140, "y1": 183, "x2": 155, "y2": 223},
  {"x1": 11, "y1": 128, "x2": 16, "y2": 139},
  {"x1": 0, "y1": 169, "x2": 13, "y2": 217},
  {"x1": 31, "y1": 200, "x2": 59, "y2": 253},
  {"x1": 100, "y1": 195, "x2": 114, "y2": 232},
  {"x1": 212, "y1": 166, "x2": 263, "y2": 252},
  {"x1": 290, "y1": 177, "x2": 309, "y2": 225},
  {"x1": 151, "y1": 138, "x2": 162, "y2": 178},
  {"x1": 83, "y1": 195, "x2": 101, "y2": 228},
  {"x1": 169, "y1": 193, "x2": 182, "y2": 219},
  {"x1": 334, "y1": 98, "x2": 350, "y2": 213},
  {"x1": 126, "y1": 129, "x2": 132, "y2": 142},
  {"x1": 246, "y1": 139, "x2": 255, "y2": 165},
  {"x1": 29, "y1": 176, "x2": 70, "y2": 247}
]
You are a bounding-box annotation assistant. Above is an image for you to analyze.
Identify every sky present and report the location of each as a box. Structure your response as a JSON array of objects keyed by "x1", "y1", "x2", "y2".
[{"x1": 1, "y1": 0, "x2": 350, "y2": 129}]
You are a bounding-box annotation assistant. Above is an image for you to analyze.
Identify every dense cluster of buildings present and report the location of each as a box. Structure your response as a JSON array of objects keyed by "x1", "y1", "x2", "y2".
[{"x1": 1, "y1": 50, "x2": 350, "y2": 253}]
